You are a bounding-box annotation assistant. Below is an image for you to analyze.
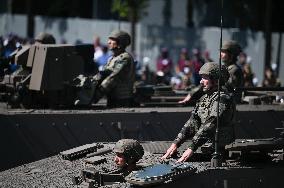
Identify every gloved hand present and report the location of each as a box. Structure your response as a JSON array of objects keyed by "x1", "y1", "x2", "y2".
[{"x1": 92, "y1": 86, "x2": 105, "y2": 104}]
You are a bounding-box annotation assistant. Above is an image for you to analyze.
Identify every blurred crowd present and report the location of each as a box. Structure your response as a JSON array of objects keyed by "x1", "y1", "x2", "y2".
[
  {"x1": 0, "y1": 33, "x2": 31, "y2": 77},
  {"x1": 136, "y1": 47, "x2": 282, "y2": 89},
  {"x1": 0, "y1": 32, "x2": 282, "y2": 89}
]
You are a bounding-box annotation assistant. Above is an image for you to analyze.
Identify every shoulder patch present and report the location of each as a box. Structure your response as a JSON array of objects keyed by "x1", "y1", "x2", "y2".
[
  {"x1": 120, "y1": 52, "x2": 131, "y2": 59},
  {"x1": 115, "y1": 63, "x2": 123, "y2": 69}
]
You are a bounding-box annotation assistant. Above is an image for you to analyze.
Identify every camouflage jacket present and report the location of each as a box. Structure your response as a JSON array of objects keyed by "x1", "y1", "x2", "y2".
[
  {"x1": 226, "y1": 63, "x2": 244, "y2": 89},
  {"x1": 225, "y1": 63, "x2": 244, "y2": 102},
  {"x1": 100, "y1": 52, "x2": 135, "y2": 100},
  {"x1": 174, "y1": 90, "x2": 236, "y2": 152}
]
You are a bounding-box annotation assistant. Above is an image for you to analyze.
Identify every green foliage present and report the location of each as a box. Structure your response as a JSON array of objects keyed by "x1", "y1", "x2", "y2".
[
  {"x1": 112, "y1": 0, "x2": 128, "y2": 18},
  {"x1": 111, "y1": 0, "x2": 149, "y2": 20}
]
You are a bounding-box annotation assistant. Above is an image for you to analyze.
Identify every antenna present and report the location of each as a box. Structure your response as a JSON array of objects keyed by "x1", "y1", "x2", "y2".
[{"x1": 211, "y1": 0, "x2": 223, "y2": 168}]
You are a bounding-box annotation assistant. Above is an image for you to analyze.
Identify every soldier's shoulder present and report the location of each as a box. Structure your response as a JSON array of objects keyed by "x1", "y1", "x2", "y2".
[
  {"x1": 118, "y1": 52, "x2": 133, "y2": 60},
  {"x1": 219, "y1": 92, "x2": 233, "y2": 103},
  {"x1": 212, "y1": 91, "x2": 232, "y2": 102},
  {"x1": 228, "y1": 64, "x2": 241, "y2": 73}
]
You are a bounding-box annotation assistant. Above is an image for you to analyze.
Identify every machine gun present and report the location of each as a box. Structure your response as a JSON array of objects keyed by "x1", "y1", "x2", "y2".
[
  {"x1": 73, "y1": 69, "x2": 112, "y2": 106},
  {"x1": 0, "y1": 44, "x2": 94, "y2": 108}
]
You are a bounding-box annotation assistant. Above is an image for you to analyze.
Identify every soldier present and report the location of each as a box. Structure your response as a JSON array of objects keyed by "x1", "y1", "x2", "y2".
[
  {"x1": 162, "y1": 62, "x2": 236, "y2": 162},
  {"x1": 0, "y1": 32, "x2": 56, "y2": 76},
  {"x1": 113, "y1": 139, "x2": 144, "y2": 176},
  {"x1": 221, "y1": 40, "x2": 244, "y2": 102},
  {"x1": 179, "y1": 40, "x2": 244, "y2": 104},
  {"x1": 34, "y1": 32, "x2": 56, "y2": 44},
  {"x1": 75, "y1": 30, "x2": 135, "y2": 107}
]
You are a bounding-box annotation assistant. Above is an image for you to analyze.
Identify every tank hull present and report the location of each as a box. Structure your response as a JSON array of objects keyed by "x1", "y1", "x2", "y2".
[
  {"x1": 1, "y1": 104, "x2": 284, "y2": 171},
  {"x1": 0, "y1": 141, "x2": 283, "y2": 188}
]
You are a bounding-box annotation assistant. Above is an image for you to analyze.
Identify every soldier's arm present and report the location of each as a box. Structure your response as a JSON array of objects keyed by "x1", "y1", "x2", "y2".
[
  {"x1": 162, "y1": 114, "x2": 198, "y2": 160},
  {"x1": 100, "y1": 55, "x2": 131, "y2": 93},
  {"x1": 187, "y1": 117, "x2": 216, "y2": 152},
  {"x1": 226, "y1": 66, "x2": 244, "y2": 89},
  {"x1": 190, "y1": 85, "x2": 205, "y2": 100},
  {"x1": 188, "y1": 95, "x2": 231, "y2": 151},
  {"x1": 174, "y1": 111, "x2": 200, "y2": 147},
  {"x1": 178, "y1": 85, "x2": 204, "y2": 104}
]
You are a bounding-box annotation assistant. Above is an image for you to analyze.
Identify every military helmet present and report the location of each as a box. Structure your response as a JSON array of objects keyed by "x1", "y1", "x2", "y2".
[
  {"x1": 109, "y1": 30, "x2": 131, "y2": 48},
  {"x1": 35, "y1": 32, "x2": 56, "y2": 44},
  {"x1": 221, "y1": 40, "x2": 241, "y2": 56},
  {"x1": 113, "y1": 139, "x2": 144, "y2": 163},
  {"x1": 199, "y1": 62, "x2": 229, "y2": 85}
]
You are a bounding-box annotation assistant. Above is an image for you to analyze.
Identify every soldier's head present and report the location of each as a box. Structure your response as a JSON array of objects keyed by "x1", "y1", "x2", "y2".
[
  {"x1": 199, "y1": 62, "x2": 229, "y2": 92},
  {"x1": 108, "y1": 30, "x2": 131, "y2": 51},
  {"x1": 113, "y1": 139, "x2": 144, "y2": 168},
  {"x1": 35, "y1": 32, "x2": 56, "y2": 44},
  {"x1": 221, "y1": 40, "x2": 241, "y2": 65}
]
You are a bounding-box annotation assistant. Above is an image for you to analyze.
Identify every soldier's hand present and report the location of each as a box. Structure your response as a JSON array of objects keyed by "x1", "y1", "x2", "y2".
[
  {"x1": 93, "y1": 86, "x2": 104, "y2": 104},
  {"x1": 178, "y1": 94, "x2": 191, "y2": 104},
  {"x1": 161, "y1": 143, "x2": 178, "y2": 160},
  {"x1": 176, "y1": 148, "x2": 193, "y2": 163}
]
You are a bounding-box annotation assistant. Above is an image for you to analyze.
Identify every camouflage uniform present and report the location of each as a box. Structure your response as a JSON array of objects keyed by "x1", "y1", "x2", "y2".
[
  {"x1": 225, "y1": 63, "x2": 244, "y2": 91},
  {"x1": 101, "y1": 51, "x2": 135, "y2": 107},
  {"x1": 174, "y1": 63, "x2": 236, "y2": 152}
]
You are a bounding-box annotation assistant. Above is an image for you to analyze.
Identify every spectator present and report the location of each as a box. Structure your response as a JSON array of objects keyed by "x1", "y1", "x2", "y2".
[
  {"x1": 262, "y1": 66, "x2": 281, "y2": 87},
  {"x1": 96, "y1": 45, "x2": 110, "y2": 71},
  {"x1": 237, "y1": 52, "x2": 247, "y2": 69},
  {"x1": 190, "y1": 48, "x2": 205, "y2": 86},
  {"x1": 243, "y1": 63, "x2": 255, "y2": 87},
  {"x1": 176, "y1": 48, "x2": 190, "y2": 74},
  {"x1": 203, "y1": 50, "x2": 214, "y2": 62},
  {"x1": 173, "y1": 48, "x2": 193, "y2": 89},
  {"x1": 156, "y1": 47, "x2": 173, "y2": 85},
  {"x1": 93, "y1": 36, "x2": 103, "y2": 62}
]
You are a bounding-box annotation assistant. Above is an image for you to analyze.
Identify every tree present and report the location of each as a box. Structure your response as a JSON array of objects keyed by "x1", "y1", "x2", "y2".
[{"x1": 111, "y1": 0, "x2": 149, "y2": 53}]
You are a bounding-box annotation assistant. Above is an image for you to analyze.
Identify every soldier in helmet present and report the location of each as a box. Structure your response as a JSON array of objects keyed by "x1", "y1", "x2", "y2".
[
  {"x1": 34, "y1": 32, "x2": 56, "y2": 44},
  {"x1": 0, "y1": 32, "x2": 56, "y2": 77},
  {"x1": 113, "y1": 139, "x2": 144, "y2": 176},
  {"x1": 162, "y1": 62, "x2": 236, "y2": 162},
  {"x1": 220, "y1": 40, "x2": 244, "y2": 102},
  {"x1": 179, "y1": 40, "x2": 244, "y2": 104},
  {"x1": 75, "y1": 30, "x2": 135, "y2": 107}
]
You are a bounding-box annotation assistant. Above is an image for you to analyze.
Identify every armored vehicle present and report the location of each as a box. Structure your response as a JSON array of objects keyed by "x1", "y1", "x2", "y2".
[
  {"x1": 1, "y1": 41, "x2": 284, "y2": 187},
  {"x1": 1, "y1": 88, "x2": 284, "y2": 187},
  {"x1": 0, "y1": 133, "x2": 283, "y2": 188}
]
